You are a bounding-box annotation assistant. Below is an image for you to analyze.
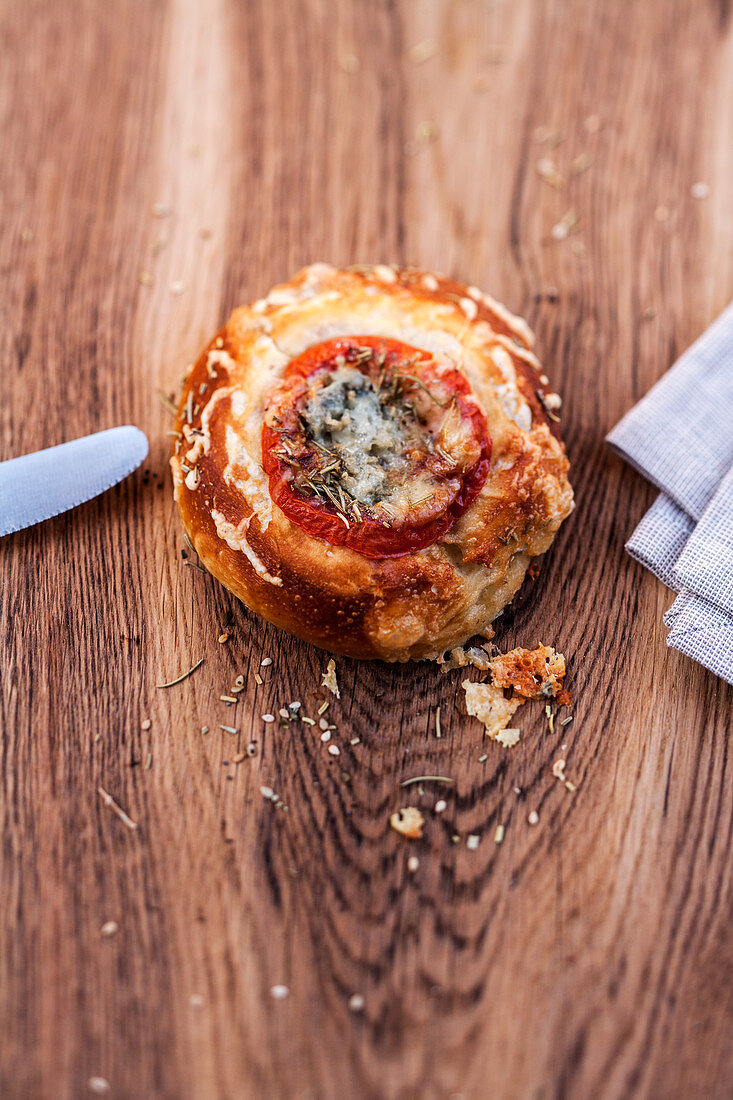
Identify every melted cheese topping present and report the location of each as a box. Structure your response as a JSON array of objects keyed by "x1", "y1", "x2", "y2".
[
  {"x1": 302, "y1": 366, "x2": 415, "y2": 507},
  {"x1": 223, "y1": 425, "x2": 274, "y2": 530},
  {"x1": 210, "y1": 509, "x2": 282, "y2": 585},
  {"x1": 297, "y1": 363, "x2": 467, "y2": 521}
]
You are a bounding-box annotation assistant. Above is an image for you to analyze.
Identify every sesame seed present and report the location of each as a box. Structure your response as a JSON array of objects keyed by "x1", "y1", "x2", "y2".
[
  {"x1": 407, "y1": 856, "x2": 420, "y2": 872},
  {"x1": 320, "y1": 730, "x2": 331, "y2": 743},
  {"x1": 350, "y1": 737, "x2": 361, "y2": 745},
  {"x1": 348, "y1": 993, "x2": 365, "y2": 1012},
  {"x1": 261, "y1": 657, "x2": 272, "y2": 666},
  {"x1": 690, "y1": 181, "x2": 710, "y2": 200},
  {"x1": 140, "y1": 718, "x2": 151, "y2": 731},
  {"x1": 537, "y1": 157, "x2": 565, "y2": 190},
  {"x1": 409, "y1": 39, "x2": 437, "y2": 64},
  {"x1": 467, "y1": 834, "x2": 480, "y2": 851},
  {"x1": 570, "y1": 152, "x2": 593, "y2": 175},
  {"x1": 270, "y1": 984, "x2": 289, "y2": 1000},
  {"x1": 414, "y1": 119, "x2": 439, "y2": 143},
  {"x1": 528, "y1": 811, "x2": 540, "y2": 825},
  {"x1": 260, "y1": 786, "x2": 275, "y2": 800},
  {"x1": 100, "y1": 921, "x2": 119, "y2": 937},
  {"x1": 318, "y1": 717, "x2": 329, "y2": 731},
  {"x1": 338, "y1": 52, "x2": 360, "y2": 74},
  {"x1": 88, "y1": 1078, "x2": 110, "y2": 1095},
  {"x1": 189, "y1": 994, "x2": 205, "y2": 1008},
  {"x1": 435, "y1": 800, "x2": 447, "y2": 813},
  {"x1": 262, "y1": 714, "x2": 275, "y2": 723},
  {"x1": 328, "y1": 744, "x2": 340, "y2": 756}
]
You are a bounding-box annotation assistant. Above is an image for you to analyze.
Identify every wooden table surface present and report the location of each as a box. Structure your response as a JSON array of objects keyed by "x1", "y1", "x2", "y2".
[{"x1": 2, "y1": 2, "x2": 732, "y2": 1097}]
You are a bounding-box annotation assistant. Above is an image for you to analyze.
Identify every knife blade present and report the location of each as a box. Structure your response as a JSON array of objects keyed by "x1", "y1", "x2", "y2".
[{"x1": 0, "y1": 426, "x2": 149, "y2": 537}]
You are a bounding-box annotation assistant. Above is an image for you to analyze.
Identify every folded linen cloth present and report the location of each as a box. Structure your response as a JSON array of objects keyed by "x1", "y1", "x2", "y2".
[{"x1": 606, "y1": 302, "x2": 733, "y2": 685}]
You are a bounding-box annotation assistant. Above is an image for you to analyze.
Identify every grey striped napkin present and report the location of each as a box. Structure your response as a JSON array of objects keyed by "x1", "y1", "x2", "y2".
[{"x1": 607, "y1": 303, "x2": 733, "y2": 685}]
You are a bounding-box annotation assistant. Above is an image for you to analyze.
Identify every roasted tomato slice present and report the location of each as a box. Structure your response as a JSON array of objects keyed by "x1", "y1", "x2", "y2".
[{"x1": 261, "y1": 336, "x2": 490, "y2": 558}]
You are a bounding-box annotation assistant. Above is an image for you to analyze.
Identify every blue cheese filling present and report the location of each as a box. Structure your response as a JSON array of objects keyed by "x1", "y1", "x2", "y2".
[{"x1": 301, "y1": 365, "x2": 434, "y2": 512}]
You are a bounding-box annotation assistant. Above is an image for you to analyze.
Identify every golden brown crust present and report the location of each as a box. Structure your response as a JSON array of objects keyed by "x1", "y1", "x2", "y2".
[{"x1": 170, "y1": 264, "x2": 574, "y2": 661}]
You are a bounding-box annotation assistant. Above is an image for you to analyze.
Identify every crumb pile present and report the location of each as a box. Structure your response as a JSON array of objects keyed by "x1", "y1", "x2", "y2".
[{"x1": 462, "y1": 645, "x2": 570, "y2": 746}]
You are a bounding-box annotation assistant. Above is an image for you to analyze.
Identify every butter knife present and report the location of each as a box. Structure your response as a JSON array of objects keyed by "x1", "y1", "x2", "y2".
[{"x1": 0, "y1": 426, "x2": 149, "y2": 537}]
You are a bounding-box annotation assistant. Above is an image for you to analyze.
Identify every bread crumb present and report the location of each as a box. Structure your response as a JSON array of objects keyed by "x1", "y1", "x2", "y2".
[
  {"x1": 489, "y1": 646, "x2": 566, "y2": 699},
  {"x1": 438, "y1": 644, "x2": 492, "y2": 672},
  {"x1": 495, "y1": 727, "x2": 521, "y2": 748},
  {"x1": 463, "y1": 680, "x2": 523, "y2": 740},
  {"x1": 321, "y1": 658, "x2": 340, "y2": 698},
  {"x1": 390, "y1": 806, "x2": 425, "y2": 839},
  {"x1": 338, "y1": 52, "x2": 360, "y2": 74}
]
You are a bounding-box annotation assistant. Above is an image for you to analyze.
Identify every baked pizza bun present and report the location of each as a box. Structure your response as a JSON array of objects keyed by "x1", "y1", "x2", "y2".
[{"x1": 171, "y1": 264, "x2": 573, "y2": 661}]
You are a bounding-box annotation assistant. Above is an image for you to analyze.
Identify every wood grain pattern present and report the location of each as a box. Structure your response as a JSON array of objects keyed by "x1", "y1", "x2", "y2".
[{"x1": 1, "y1": 1, "x2": 732, "y2": 1097}]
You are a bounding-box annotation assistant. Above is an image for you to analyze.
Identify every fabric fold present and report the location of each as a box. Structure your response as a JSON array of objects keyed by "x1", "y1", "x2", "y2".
[{"x1": 606, "y1": 302, "x2": 733, "y2": 685}]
